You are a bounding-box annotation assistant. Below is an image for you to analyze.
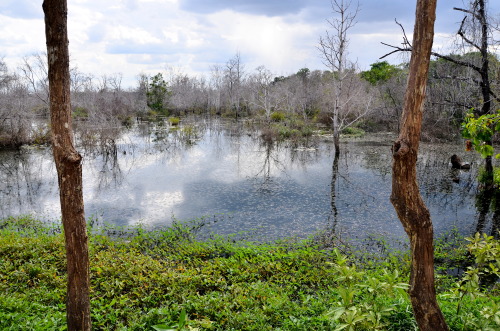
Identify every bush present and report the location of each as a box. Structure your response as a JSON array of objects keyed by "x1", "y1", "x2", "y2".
[
  {"x1": 168, "y1": 117, "x2": 180, "y2": 126},
  {"x1": 316, "y1": 112, "x2": 333, "y2": 126},
  {"x1": 342, "y1": 126, "x2": 365, "y2": 137},
  {"x1": 72, "y1": 107, "x2": 89, "y2": 118},
  {"x1": 270, "y1": 111, "x2": 286, "y2": 122}
]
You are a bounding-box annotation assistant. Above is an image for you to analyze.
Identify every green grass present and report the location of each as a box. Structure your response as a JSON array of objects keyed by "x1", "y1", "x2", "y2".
[{"x1": 0, "y1": 216, "x2": 499, "y2": 330}]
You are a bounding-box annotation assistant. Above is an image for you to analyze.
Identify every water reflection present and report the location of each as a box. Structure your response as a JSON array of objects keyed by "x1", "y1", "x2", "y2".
[
  {"x1": 474, "y1": 185, "x2": 500, "y2": 238},
  {"x1": 0, "y1": 122, "x2": 492, "y2": 240},
  {"x1": 328, "y1": 152, "x2": 339, "y2": 231}
]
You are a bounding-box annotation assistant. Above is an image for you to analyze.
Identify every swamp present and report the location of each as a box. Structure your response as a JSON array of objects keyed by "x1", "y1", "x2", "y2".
[{"x1": 0, "y1": 118, "x2": 489, "y2": 243}]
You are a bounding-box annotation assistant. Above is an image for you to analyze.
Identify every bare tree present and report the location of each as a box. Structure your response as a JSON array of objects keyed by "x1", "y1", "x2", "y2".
[
  {"x1": 209, "y1": 64, "x2": 224, "y2": 114},
  {"x1": 248, "y1": 65, "x2": 276, "y2": 120},
  {"x1": 0, "y1": 58, "x2": 14, "y2": 90},
  {"x1": 318, "y1": 0, "x2": 359, "y2": 155},
  {"x1": 383, "y1": 0, "x2": 498, "y2": 173},
  {"x1": 19, "y1": 52, "x2": 50, "y2": 107},
  {"x1": 225, "y1": 52, "x2": 245, "y2": 119},
  {"x1": 0, "y1": 59, "x2": 39, "y2": 147},
  {"x1": 43, "y1": 1, "x2": 91, "y2": 330},
  {"x1": 390, "y1": 0, "x2": 448, "y2": 329},
  {"x1": 382, "y1": 0, "x2": 499, "y2": 115}
]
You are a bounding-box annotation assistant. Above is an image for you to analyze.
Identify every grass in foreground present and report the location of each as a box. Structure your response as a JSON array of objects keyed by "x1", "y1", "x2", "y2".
[{"x1": 0, "y1": 216, "x2": 499, "y2": 330}]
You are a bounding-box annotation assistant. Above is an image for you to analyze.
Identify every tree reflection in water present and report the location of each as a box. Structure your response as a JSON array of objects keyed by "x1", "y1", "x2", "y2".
[
  {"x1": 0, "y1": 122, "x2": 496, "y2": 241},
  {"x1": 329, "y1": 152, "x2": 339, "y2": 231},
  {"x1": 475, "y1": 185, "x2": 500, "y2": 239}
]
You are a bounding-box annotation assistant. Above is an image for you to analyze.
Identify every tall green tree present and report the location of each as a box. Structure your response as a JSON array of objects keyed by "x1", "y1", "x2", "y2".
[
  {"x1": 147, "y1": 73, "x2": 170, "y2": 115},
  {"x1": 360, "y1": 61, "x2": 401, "y2": 85}
]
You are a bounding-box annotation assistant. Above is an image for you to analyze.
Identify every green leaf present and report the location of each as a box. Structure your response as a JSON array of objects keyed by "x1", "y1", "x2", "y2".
[
  {"x1": 152, "y1": 324, "x2": 176, "y2": 331},
  {"x1": 178, "y1": 310, "x2": 187, "y2": 329}
]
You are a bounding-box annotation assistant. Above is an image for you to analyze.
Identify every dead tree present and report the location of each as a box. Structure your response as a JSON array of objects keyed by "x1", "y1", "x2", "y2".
[
  {"x1": 318, "y1": 0, "x2": 359, "y2": 156},
  {"x1": 43, "y1": 0, "x2": 91, "y2": 329},
  {"x1": 383, "y1": 0, "x2": 497, "y2": 174},
  {"x1": 382, "y1": 0, "x2": 498, "y2": 116},
  {"x1": 390, "y1": 0, "x2": 449, "y2": 329}
]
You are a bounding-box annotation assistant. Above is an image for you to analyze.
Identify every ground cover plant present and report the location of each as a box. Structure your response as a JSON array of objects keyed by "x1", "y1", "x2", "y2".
[{"x1": 0, "y1": 216, "x2": 499, "y2": 330}]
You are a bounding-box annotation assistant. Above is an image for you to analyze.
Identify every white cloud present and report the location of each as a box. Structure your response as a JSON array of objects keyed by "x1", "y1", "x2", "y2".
[{"x1": 207, "y1": 10, "x2": 318, "y2": 74}]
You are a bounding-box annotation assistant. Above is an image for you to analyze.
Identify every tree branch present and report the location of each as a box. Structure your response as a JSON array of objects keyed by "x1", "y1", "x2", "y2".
[
  {"x1": 453, "y1": 7, "x2": 481, "y2": 21},
  {"x1": 457, "y1": 16, "x2": 481, "y2": 51}
]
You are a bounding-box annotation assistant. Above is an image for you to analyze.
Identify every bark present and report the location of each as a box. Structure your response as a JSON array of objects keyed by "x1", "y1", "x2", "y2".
[
  {"x1": 43, "y1": 1, "x2": 91, "y2": 330},
  {"x1": 390, "y1": 0, "x2": 448, "y2": 330}
]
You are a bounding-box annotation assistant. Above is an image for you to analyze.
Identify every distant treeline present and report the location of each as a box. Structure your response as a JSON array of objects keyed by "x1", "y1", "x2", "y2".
[{"x1": 0, "y1": 52, "x2": 498, "y2": 148}]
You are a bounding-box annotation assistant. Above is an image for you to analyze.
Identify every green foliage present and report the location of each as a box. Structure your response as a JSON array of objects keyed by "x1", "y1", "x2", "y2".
[
  {"x1": 439, "y1": 232, "x2": 500, "y2": 330},
  {"x1": 120, "y1": 115, "x2": 135, "y2": 128},
  {"x1": 270, "y1": 111, "x2": 286, "y2": 122},
  {"x1": 360, "y1": 61, "x2": 401, "y2": 85},
  {"x1": 475, "y1": 166, "x2": 500, "y2": 186},
  {"x1": 1, "y1": 217, "x2": 500, "y2": 330},
  {"x1": 180, "y1": 125, "x2": 199, "y2": 144},
  {"x1": 461, "y1": 109, "x2": 500, "y2": 158},
  {"x1": 72, "y1": 106, "x2": 89, "y2": 118},
  {"x1": 341, "y1": 126, "x2": 365, "y2": 137},
  {"x1": 296, "y1": 68, "x2": 310, "y2": 80},
  {"x1": 147, "y1": 73, "x2": 170, "y2": 116},
  {"x1": 168, "y1": 117, "x2": 180, "y2": 126}
]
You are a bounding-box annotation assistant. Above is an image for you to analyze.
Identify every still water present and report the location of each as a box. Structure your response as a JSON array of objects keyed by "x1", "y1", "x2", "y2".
[{"x1": 0, "y1": 120, "x2": 488, "y2": 240}]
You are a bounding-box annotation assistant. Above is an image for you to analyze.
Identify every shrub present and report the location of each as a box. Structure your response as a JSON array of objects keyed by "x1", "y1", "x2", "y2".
[
  {"x1": 72, "y1": 107, "x2": 89, "y2": 118},
  {"x1": 270, "y1": 111, "x2": 286, "y2": 122},
  {"x1": 342, "y1": 126, "x2": 365, "y2": 137},
  {"x1": 168, "y1": 117, "x2": 180, "y2": 126}
]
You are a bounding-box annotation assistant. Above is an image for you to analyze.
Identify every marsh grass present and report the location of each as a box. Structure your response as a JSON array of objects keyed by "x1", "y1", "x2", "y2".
[{"x1": 0, "y1": 216, "x2": 499, "y2": 330}]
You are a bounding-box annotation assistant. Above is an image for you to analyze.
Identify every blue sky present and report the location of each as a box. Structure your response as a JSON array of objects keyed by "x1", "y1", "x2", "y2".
[{"x1": 1, "y1": 0, "x2": 499, "y2": 87}]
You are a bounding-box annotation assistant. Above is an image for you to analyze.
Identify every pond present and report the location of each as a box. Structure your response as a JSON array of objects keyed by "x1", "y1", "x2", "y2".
[{"x1": 0, "y1": 119, "x2": 492, "y2": 241}]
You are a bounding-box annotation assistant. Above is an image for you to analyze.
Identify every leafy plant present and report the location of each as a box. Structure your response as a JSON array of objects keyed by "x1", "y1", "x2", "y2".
[
  {"x1": 1, "y1": 217, "x2": 500, "y2": 330},
  {"x1": 461, "y1": 109, "x2": 500, "y2": 159},
  {"x1": 153, "y1": 309, "x2": 192, "y2": 331}
]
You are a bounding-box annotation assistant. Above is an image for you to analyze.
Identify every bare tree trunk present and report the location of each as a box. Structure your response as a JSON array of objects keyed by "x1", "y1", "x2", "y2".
[
  {"x1": 43, "y1": 1, "x2": 91, "y2": 330},
  {"x1": 390, "y1": 0, "x2": 448, "y2": 330},
  {"x1": 333, "y1": 105, "x2": 340, "y2": 156},
  {"x1": 476, "y1": 0, "x2": 491, "y2": 116},
  {"x1": 318, "y1": 0, "x2": 359, "y2": 156}
]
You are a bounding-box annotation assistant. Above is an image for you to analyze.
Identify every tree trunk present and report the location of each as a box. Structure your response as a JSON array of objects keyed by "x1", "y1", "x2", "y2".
[
  {"x1": 43, "y1": 1, "x2": 91, "y2": 330},
  {"x1": 333, "y1": 100, "x2": 340, "y2": 156},
  {"x1": 476, "y1": 0, "x2": 493, "y2": 175},
  {"x1": 477, "y1": 0, "x2": 491, "y2": 116},
  {"x1": 390, "y1": 0, "x2": 448, "y2": 330}
]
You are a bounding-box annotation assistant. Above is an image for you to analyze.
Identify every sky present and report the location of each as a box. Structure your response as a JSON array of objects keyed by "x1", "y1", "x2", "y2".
[{"x1": 1, "y1": 0, "x2": 499, "y2": 88}]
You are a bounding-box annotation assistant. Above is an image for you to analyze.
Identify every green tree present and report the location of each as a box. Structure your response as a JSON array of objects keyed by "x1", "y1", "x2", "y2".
[
  {"x1": 360, "y1": 61, "x2": 401, "y2": 85},
  {"x1": 147, "y1": 73, "x2": 170, "y2": 116}
]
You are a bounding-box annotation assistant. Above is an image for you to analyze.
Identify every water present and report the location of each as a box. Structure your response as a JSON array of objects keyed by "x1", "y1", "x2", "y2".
[{"x1": 0, "y1": 120, "x2": 489, "y2": 241}]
